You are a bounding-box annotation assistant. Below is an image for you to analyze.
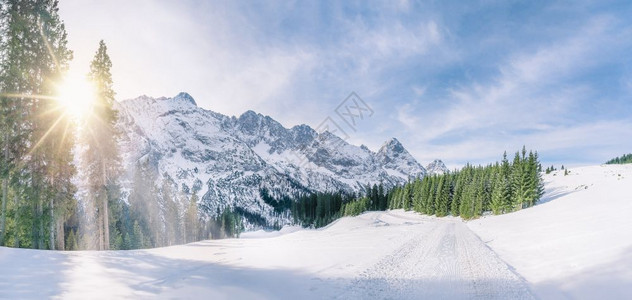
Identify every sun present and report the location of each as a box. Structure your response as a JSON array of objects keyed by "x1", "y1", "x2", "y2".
[{"x1": 57, "y1": 70, "x2": 97, "y2": 119}]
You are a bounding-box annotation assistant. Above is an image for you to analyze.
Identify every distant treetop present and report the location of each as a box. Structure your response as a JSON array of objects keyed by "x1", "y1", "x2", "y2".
[{"x1": 605, "y1": 153, "x2": 632, "y2": 165}]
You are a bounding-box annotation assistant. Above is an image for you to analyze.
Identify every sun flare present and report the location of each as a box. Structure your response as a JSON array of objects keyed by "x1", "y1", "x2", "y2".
[{"x1": 57, "y1": 71, "x2": 96, "y2": 119}]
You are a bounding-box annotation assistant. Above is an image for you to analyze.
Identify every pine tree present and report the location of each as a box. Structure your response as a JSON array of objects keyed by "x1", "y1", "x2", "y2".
[
  {"x1": 433, "y1": 176, "x2": 444, "y2": 216},
  {"x1": 377, "y1": 183, "x2": 386, "y2": 210},
  {"x1": 500, "y1": 152, "x2": 513, "y2": 211},
  {"x1": 481, "y1": 166, "x2": 493, "y2": 211},
  {"x1": 426, "y1": 176, "x2": 436, "y2": 215},
  {"x1": 490, "y1": 174, "x2": 506, "y2": 215},
  {"x1": 420, "y1": 177, "x2": 431, "y2": 214},
  {"x1": 1, "y1": 0, "x2": 36, "y2": 248},
  {"x1": 402, "y1": 183, "x2": 411, "y2": 211},
  {"x1": 412, "y1": 178, "x2": 423, "y2": 213},
  {"x1": 459, "y1": 183, "x2": 475, "y2": 219},
  {"x1": 533, "y1": 152, "x2": 545, "y2": 203},
  {"x1": 510, "y1": 151, "x2": 524, "y2": 210},
  {"x1": 450, "y1": 173, "x2": 463, "y2": 216},
  {"x1": 435, "y1": 175, "x2": 450, "y2": 217},
  {"x1": 0, "y1": 10, "x2": 10, "y2": 243},
  {"x1": 523, "y1": 151, "x2": 537, "y2": 207},
  {"x1": 473, "y1": 172, "x2": 485, "y2": 218},
  {"x1": 81, "y1": 40, "x2": 121, "y2": 250},
  {"x1": 370, "y1": 184, "x2": 378, "y2": 210}
]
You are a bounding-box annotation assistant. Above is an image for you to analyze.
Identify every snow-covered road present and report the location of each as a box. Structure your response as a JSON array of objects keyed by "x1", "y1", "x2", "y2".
[
  {"x1": 0, "y1": 211, "x2": 534, "y2": 299},
  {"x1": 343, "y1": 213, "x2": 533, "y2": 299}
]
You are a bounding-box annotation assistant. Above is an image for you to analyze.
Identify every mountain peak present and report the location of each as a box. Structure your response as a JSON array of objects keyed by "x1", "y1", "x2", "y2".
[
  {"x1": 174, "y1": 92, "x2": 197, "y2": 106},
  {"x1": 386, "y1": 137, "x2": 401, "y2": 145},
  {"x1": 375, "y1": 137, "x2": 427, "y2": 179},
  {"x1": 379, "y1": 137, "x2": 405, "y2": 153},
  {"x1": 240, "y1": 110, "x2": 260, "y2": 119},
  {"x1": 426, "y1": 159, "x2": 448, "y2": 175}
]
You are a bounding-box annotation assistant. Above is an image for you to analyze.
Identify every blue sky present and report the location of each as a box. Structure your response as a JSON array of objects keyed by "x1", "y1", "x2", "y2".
[{"x1": 59, "y1": 0, "x2": 632, "y2": 168}]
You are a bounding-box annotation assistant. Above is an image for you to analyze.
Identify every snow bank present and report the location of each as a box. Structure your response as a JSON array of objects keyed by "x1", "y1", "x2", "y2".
[
  {"x1": 468, "y1": 164, "x2": 632, "y2": 299},
  {"x1": 240, "y1": 226, "x2": 303, "y2": 239}
]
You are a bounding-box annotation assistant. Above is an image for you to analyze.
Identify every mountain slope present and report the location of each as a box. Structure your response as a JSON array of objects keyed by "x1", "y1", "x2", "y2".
[{"x1": 115, "y1": 93, "x2": 427, "y2": 225}]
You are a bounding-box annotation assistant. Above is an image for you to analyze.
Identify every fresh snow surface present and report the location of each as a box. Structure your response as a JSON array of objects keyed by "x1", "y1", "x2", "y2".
[
  {"x1": 468, "y1": 164, "x2": 632, "y2": 299},
  {"x1": 0, "y1": 210, "x2": 532, "y2": 299}
]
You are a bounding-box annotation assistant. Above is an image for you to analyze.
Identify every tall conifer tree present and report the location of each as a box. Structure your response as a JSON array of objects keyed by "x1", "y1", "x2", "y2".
[{"x1": 83, "y1": 40, "x2": 120, "y2": 250}]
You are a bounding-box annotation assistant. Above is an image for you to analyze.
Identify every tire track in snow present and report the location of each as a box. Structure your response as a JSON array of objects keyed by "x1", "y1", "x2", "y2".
[
  {"x1": 456, "y1": 223, "x2": 535, "y2": 299},
  {"x1": 340, "y1": 213, "x2": 535, "y2": 299}
]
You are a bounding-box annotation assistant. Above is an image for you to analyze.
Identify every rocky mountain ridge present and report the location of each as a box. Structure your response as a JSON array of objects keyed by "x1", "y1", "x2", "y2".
[{"x1": 115, "y1": 93, "x2": 437, "y2": 226}]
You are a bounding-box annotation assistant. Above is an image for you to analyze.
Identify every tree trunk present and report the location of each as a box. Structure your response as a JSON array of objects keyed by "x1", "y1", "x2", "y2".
[
  {"x1": 0, "y1": 132, "x2": 8, "y2": 246},
  {"x1": 14, "y1": 192, "x2": 20, "y2": 248},
  {"x1": 57, "y1": 218, "x2": 64, "y2": 250},
  {"x1": 98, "y1": 197, "x2": 104, "y2": 250},
  {"x1": 103, "y1": 190, "x2": 109, "y2": 250},
  {"x1": 102, "y1": 161, "x2": 109, "y2": 250},
  {"x1": 32, "y1": 187, "x2": 38, "y2": 248},
  {"x1": 183, "y1": 216, "x2": 187, "y2": 244},
  {"x1": 49, "y1": 197, "x2": 55, "y2": 250},
  {"x1": 38, "y1": 197, "x2": 44, "y2": 249},
  {"x1": 0, "y1": 178, "x2": 7, "y2": 246}
]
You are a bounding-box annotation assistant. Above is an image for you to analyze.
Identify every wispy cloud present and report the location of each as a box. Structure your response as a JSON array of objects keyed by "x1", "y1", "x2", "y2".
[
  {"x1": 59, "y1": 1, "x2": 632, "y2": 167},
  {"x1": 395, "y1": 14, "x2": 632, "y2": 166}
]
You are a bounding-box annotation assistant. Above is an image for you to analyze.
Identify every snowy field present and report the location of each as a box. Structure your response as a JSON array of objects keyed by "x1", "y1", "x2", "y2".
[
  {"x1": 0, "y1": 164, "x2": 630, "y2": 299},
  {"x1": 0, "y1": 212, "x2": 532, "y2": 299}
]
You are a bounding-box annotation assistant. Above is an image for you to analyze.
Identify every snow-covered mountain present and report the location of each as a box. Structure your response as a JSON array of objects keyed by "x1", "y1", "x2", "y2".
[
  {"x1": 115, "y1": 93, "x2": 427, "y2": 225},
  {"x1": 426, "y1": 159, "x2": 448, "y2": 175}
]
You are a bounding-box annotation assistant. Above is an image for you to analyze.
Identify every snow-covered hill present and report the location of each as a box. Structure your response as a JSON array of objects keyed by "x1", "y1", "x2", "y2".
[
  {"x1": 0, "y1": 164, "x2": 630, "y2": 299},
  {"x1": 115, "y1": 93, "x2": 427, "y2": 224},
  {"x1": 468, "y1": 164, "x2": 632, "y2": 299}
]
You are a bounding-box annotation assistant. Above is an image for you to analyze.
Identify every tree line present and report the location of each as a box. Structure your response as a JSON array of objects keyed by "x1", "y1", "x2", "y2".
[
  {"x1": 373, "y1": 147, "x2": 543, "y2": 218},
  {"x1": 0, "y1": 0, "x2": 75, "y2": 249},
  {"x1": 273, "y1": 183, "x2": 389, "y2": 228},
  {"x1": 606, "y1": 153, "x2": 632, "y2": 165},
  {"x1": 287, "y1": 147, "x2": 545, "y2": 229}
]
